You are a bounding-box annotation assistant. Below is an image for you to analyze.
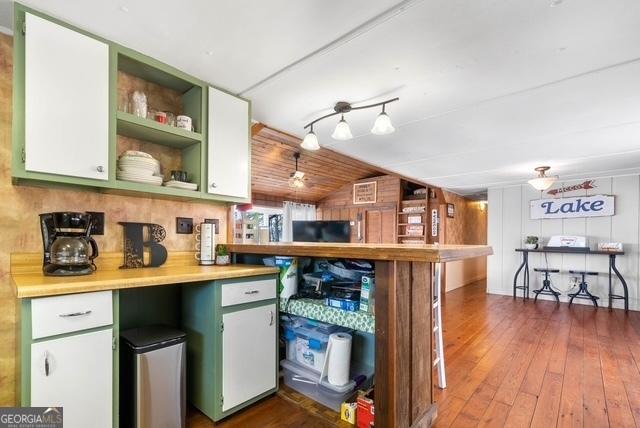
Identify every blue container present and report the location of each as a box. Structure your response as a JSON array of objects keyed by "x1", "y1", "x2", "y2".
[{"x1": 325, "y1": 297, "x2": 360, "y2": 312}]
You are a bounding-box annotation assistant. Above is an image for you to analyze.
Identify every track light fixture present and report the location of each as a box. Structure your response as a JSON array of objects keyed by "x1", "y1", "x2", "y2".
[
  {"x1": 331, "y1": 114, "x2": 353, "y2": 140},
  {"x1": 300, "y1": 97, "x2": 399, "y2": 150},
  {"x1": 300, "y1": 124, "x2": 320, "y2": 151}
]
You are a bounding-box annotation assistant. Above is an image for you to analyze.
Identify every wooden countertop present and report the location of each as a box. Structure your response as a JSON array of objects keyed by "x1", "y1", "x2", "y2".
[
  {"x1": 10, "y1": 252, "x2": 278, "y2": 298},
  {"x1": 228, "y1": 242, "x2": 493, "y2": 263}
]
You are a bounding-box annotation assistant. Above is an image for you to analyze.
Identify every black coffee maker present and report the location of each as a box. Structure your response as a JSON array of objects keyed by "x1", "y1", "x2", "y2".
[{"x1": 40, "y1": 212, "x2": 99, "y2": 276}]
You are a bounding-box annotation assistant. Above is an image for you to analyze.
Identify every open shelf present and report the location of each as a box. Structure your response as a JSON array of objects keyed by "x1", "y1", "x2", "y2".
[
  {"x1": 401, "y1": 199, "x2": 427, "y2": 205},
  {"x1": 113, "y1": 179, "x2": 201, "y2": 199},
  {"x1": 118, "y1": 51, "x2": 200, "y2": 93},
  {"x1": 398, "y1": 234, "x2": 425, "y2": 238},
  {"x1": 116, "y1": 111, "x2": 202, "y2": 148},
  {"x1": 280, "y1": 298, "x2": 374, "y2": 334},
  {"x1": 398, "y1": 211, "x2": 426, "y2": 215}
]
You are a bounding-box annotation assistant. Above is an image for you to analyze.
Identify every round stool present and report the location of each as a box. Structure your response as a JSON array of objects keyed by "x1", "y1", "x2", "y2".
[
  {"x1": 533, "y1": 268, "x2": 561, "y2": 303},
  {"x1": 568, "y1": 270, "x2": 599, "y2": 307}
]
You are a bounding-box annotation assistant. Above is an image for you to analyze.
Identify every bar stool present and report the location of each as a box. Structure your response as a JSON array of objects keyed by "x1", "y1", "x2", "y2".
[
  {"x1": 533, "y1": 268, "x2": 561, "y2": 303},
  {"x1": 568, "y1": 270, "x2": 600, "y2": 307}
]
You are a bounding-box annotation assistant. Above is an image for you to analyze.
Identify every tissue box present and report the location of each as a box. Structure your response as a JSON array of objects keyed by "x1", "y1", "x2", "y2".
[{"x1": 357, "y1": 389, "x2": 375, "y2": 428}]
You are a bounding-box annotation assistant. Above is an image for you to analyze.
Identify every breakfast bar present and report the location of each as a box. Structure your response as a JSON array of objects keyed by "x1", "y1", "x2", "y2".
[{"x1": 228, "y1": 242, "x2": 493, "y2": 428}]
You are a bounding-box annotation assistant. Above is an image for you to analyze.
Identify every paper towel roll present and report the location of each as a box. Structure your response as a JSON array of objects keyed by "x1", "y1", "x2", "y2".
[{"x1": 326, "y1": 332, "x2": 352, "y2": 386}]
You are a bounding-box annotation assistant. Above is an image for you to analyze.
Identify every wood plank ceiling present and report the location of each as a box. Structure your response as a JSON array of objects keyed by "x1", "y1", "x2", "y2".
[{"x1": 251, "y1": 124, "x2": 384, "y2": 202}]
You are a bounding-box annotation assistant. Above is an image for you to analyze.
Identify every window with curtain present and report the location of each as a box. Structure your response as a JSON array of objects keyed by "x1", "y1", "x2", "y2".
[{"x1": 282, "y1": 201, "x2": 316, "y2": 242}]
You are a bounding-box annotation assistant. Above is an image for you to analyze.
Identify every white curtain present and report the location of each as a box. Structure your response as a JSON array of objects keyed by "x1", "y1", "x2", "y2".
[{"x1": 282, "y1": 201, "x2": 316, "y2": 242}]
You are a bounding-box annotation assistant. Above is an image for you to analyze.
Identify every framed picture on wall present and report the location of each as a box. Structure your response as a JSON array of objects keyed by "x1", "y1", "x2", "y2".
[
  {"x1": 447, "y1": 203, "x2": 455, "y2": 218},
  {"x1": 353, "y1": 181, "x2": 377, "y2": 204}
]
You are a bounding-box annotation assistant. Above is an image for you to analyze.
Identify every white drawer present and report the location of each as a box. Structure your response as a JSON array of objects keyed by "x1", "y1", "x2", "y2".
[
  {"x1": 31, "y1": 291, "x2": 113, "y2": 339},
  {"x1": 221, "y1": 278, "x2": 277, "y2": 307}
]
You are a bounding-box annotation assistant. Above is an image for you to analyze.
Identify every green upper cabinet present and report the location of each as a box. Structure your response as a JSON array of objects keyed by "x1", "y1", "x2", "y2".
[
  {"x1": 12, "y1": 4, "x2": 252, "y2": 204},
  {"x1": 206, "y1": 87, "x2": 251, "y2": 202}
]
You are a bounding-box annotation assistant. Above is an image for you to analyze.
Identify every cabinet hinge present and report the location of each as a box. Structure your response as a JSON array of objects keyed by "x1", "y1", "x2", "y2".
[
  {"x1": 21, "y1": 147, "x2": 25, "y2": 164},
  {"x1": 220, "y1": 322, "x2": 224, "y2": 333},
  {"x1": 220, "y1": 395, "x2": 224, "y2": 406},
  {"x1": 22, "y1": 20, "x2": 26, "y2": 35},
  {"x1": 112, "y1": 337, "x2": 117, "y2": 350}
]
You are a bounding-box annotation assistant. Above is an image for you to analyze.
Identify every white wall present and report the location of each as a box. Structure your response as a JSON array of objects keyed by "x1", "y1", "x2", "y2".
[
  {"x1": 446, "y1": 258, "x2": 487, "y2": 292},
  {"x1": 487, "y1": 175, "x2": 639, "y2": 310}
]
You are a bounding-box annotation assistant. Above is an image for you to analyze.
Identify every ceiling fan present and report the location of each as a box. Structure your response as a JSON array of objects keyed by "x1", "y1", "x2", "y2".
[{"x1": 288, "y1": 152, "x2": 306, "y2": 189}]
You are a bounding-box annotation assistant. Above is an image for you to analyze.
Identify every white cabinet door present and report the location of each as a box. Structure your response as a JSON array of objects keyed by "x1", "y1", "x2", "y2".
[
  {"x1": 24, "y1": 13, "x2": 109, "y2": 181},
  {"x1": 222, "y1": 303, "x2": 276, "y2": 411},
  {"x1": 31, "y1": 329, "x2": 113, "y2": 428},
  {"x1": 207, "y1": 87, "x2": 250, "y2": 199}
]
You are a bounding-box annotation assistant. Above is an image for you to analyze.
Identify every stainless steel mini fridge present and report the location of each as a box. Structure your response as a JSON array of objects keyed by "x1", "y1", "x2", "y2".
[{"x1": 120, "y1": 325, "x2": 186, "y2": 428}]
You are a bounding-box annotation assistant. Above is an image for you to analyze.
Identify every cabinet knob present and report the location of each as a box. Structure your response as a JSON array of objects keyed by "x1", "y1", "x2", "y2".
[
  {"x1": 210, "y1": 183, "x2": 217, "y2": 189},
  {"x1": 96, "y1": 166, "x2": 105, "y2": 173}
]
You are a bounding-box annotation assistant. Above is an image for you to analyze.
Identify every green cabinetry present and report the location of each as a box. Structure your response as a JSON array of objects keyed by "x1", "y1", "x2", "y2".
[
  {"x1": 12, "y1": 3, "x2": 251, "y2": 204},
  {"x1": 181, "y1": 275, "x2": 279, "y2": 421},
  {"x1": 19, "y1": 290, "x2": 119, "y2": 428}
]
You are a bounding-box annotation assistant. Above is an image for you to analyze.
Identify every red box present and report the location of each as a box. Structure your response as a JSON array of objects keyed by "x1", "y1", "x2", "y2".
[{"x1": 357, "y1": 389, "x2": 374, "y2": 428}]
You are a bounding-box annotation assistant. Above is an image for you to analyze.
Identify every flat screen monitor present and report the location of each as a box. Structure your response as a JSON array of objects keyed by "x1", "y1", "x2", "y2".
[{"x1": 292, "y1": 221, "x2": 351, "y2": 243}]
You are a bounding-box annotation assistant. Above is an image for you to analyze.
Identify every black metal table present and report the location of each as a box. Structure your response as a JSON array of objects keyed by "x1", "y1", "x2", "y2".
[{"x1": 513, "y1": 248, "x2": 628, "y2": 311}]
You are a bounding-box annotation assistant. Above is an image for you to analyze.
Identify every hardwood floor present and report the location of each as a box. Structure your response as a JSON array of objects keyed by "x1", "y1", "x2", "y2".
[
  {"x1": 186, "y1": 393, "x2": 338, "y2": 428},
  {"x1": 188, "y1": 280, "x2": 640, "y2": 427},
  {"x1": 434, "y1": 280, "x2": 640, "y2": 428}
]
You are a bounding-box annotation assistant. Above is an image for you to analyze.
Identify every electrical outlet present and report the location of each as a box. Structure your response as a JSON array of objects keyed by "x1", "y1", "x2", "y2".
[
  {"x1": 204, "y1": 218, "x2": 219, "y2": 234},
  {"x1": 176, "y1": 217, "x2": 193, "y2": 234},
  {"x1": 88, "y1": 211, "x2": 105, "y2": 235}
]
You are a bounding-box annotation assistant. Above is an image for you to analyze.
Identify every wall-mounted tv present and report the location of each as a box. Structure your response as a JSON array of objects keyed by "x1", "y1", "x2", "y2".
[{"x1": 292, "y1": 221, "x2": 351, "y2": 243}]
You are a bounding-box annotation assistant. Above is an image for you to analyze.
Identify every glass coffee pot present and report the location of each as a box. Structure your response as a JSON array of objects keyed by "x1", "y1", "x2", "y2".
[{"x1": 40, "y1": 212, "x2": 99, "y2": 276}]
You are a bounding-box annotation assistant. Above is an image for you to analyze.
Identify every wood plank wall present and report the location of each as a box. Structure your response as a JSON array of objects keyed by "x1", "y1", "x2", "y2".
[
  {"x1": 316, "y1": 175, "x2": 401, "y2": 243},
  {"x1": 251, "y1": 192, "x2": 313, "y2": 208}
]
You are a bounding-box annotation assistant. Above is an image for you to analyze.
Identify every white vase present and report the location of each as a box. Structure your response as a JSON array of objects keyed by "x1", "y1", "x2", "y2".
[{"x1": 524, "y1": 243, "x2": 537, "y2": 250}]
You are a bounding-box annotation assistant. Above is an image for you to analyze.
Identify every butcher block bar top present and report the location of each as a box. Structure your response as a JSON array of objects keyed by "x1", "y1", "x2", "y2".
[
  {"x1": 10, "y1": 252, "x2": 278, "y2": 298},
  {"x1": 228, "y1": 242, "x2": 493, "y2": 262}
]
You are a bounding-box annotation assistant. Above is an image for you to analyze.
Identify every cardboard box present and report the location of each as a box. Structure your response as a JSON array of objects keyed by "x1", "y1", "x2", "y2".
[
  {"x1": 326, "y1": 297, "x2": 360, "y2": 312},
  {"x1": 341, "y1": 398, "x2": 358, "y2": 425},
  {"x1": 359, "y1": 276, "x2": 375, "y2": 314},
  {"x1": 357, "y1": 388, "x2": 375, "y2": 428}
]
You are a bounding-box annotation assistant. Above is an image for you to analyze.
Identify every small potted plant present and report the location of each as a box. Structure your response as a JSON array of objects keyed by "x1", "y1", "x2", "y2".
[
  {"x1": 525, "y1": 236, "x2": 539, "y2": 250},
  {"x1": 216, "y1": 244, "x2": 231, "y2": 265}
]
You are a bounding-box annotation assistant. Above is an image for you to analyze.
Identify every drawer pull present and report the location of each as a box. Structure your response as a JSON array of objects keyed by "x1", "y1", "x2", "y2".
[
  {"x1": 59, "y1": 310, "x2": 92, "y2": 318},
  {"x1": 269, "y1": 310, "x2": 274, "y2": 326},
  {"x1": 244, "y1": 290, "x2": 260, "y2": 295},
  {"x1": 44, "y1": 351, "x2": 50, "y2": 377}
]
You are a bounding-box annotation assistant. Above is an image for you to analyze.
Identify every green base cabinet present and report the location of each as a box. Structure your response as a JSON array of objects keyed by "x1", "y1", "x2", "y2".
[
  {"x1": 19, "y1": 291, "x2": 119, "y2": 428},
  {"x1": 181, "y1": 275, "x2": 279, "y2": 421}
]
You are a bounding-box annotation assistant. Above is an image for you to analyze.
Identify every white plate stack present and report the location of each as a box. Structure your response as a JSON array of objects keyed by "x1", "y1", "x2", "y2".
[
  {"x1": 117, "y1": 151, "x2": 163, "y2": 185},
  {"x1": 163, "y1": 180, "x2": 198, "y2": 191}
]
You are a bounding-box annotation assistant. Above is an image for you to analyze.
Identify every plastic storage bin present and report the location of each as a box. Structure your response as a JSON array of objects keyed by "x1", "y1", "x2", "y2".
[
  {"x1": 281, "y1": 359, "x2": 373, "y2": 411},
  {"x1": 281, "y1": 315, "x2": 348, "y2": 372}
]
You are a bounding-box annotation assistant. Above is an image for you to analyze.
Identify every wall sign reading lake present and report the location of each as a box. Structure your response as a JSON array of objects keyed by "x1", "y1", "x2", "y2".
[{"x1": 530, "y1": 195, "x2": 614, "y2": 219}]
